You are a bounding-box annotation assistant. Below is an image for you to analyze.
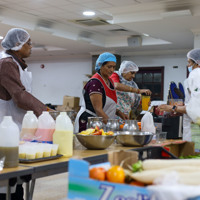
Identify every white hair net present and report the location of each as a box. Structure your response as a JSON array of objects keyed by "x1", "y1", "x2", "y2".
[
  {"x1": 187, "y1": 48, "x2": 200, "y2": 65},
  {"x1": 1, "y1": 28, "x2": 30, "y2": 51},
  {"x1": 95, "y1": 52, "x2": 116, "y2": 71},
  {"x1": 119, "y1": 61, "x2": 139, "y2": 75}
]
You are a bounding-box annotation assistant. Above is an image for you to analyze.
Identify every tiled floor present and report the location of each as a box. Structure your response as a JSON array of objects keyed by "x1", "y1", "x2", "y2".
[{"x1": 25, "y1": 173, "x2": 68, "y2": 200}]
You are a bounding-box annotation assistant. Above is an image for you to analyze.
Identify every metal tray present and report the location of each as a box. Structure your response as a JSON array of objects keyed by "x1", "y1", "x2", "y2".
[{"x1": 19, "y1": 154, "x2": 63, "y2": 163}]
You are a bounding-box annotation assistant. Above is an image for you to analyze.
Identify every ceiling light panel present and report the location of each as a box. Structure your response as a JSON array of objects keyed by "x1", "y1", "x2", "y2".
[
  {"x1": 161, "y1": 9, "x2": 192, "y2": 18},
  {"x1": 83, "y1": 11, "x2": 95, "y2": 16}
]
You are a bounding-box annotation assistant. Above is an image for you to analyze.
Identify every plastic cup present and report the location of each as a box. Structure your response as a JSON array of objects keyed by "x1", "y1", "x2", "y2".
[
  {"x1": 156, "y1": 132, "x2": 167, "y2": 143},
  {"x1": 19, "y1": 144, "x2": 26, "y2": 159},
  {"x1": 51, "y1": 144, "x2": 59, "y2": 156},
  {"x1": 43, "y1": 144, "x2": 52, "y2": 157},
  {"x1": 35, "y1": 143, "x2": 44, "y2": 159},
  {"x1": 154, "y1": 123, "x2": 162, "y2": 134},
  {"x1": 25, "y1": 145, "x2": 36, "y2": 160}
]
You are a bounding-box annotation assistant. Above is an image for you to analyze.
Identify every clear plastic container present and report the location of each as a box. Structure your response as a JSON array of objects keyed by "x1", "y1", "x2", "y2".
[
  {"x1": 156, "y1": 132, "x2": 167, "y2": 143},
  {"x1": 51, "y1": 144, "x2": 59, "y2": 156},
  {"x1": 25, "y1": 145, "x2": 36, "y2": 160},
  {"x1": 35, "y1": 111, "x2": 55, "y2": 143},
  {"x1": 35, "y1": 143, "x2": 44, "y2": 159},
  {"x1": 19, "y1": 144, "x2": 26, "y2": 159},
  {"x1": 21, "y1": 111, "x2": 38, "y2": 141},
  {"x1": 53, "y1": 112, "x2": 73, "y2": 157},
  {"x1": 43, "y1": 144, "x2": 52, "y2": 157},
  {"x1": 0, "y1": 116, "x2": 19, "y2": 168}
]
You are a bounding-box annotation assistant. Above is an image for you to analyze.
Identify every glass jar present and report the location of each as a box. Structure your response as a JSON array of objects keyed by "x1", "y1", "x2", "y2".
[
  {"x1": 87, "y1": 117, "x2": 104, "y2": 129},
  {"x1": 106, "y1": 119, "x2": 119, "y2": 132},
  {"x1": 123, "y1": 120, "x2": 139, "y2": 131}
]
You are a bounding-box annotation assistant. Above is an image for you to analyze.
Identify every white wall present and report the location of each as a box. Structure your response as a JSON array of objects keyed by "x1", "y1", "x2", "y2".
[
  {"x1": 28, "y1": 57, "x2": 91, "y2": 105},
  {"x1": 28, "y1": 54, "x2": 188, "y2": 105},
  {"x1": 122, "y1": 54, "x2": 188, "y2": 100}
]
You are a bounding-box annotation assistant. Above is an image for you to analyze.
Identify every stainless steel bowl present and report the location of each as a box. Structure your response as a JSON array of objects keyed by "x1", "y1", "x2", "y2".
[
  {"x1": 76, "y1": 134, "x2": 116, "y2": 150},
  {"x1": 116, "y1": 131, "x2": 154, "y2": 147}
]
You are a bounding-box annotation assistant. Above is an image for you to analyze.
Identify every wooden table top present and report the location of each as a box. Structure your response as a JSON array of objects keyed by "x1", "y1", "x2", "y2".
[{"x1": 0, "y1": 165, "x2": 34, "y2": 181}]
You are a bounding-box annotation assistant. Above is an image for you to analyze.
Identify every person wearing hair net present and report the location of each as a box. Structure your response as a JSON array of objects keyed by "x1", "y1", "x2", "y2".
[
  {"x1": 74, "y1": 52, "x2": 127, "y2": 132},
  {"x1": 110, "y1": 61, "x2": 151, "y2": 123},
  {"x1": 0, "y1": 28, "x2": 48, "y2": 129},
  {"x1": 0, "y1": 28, "x2": 48, "y2": 199},
  {"x1": 158, "y1": 48, "x2": 200, "y2": 141}
]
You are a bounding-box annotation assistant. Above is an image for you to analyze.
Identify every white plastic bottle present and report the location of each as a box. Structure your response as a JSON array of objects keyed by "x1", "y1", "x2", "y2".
[
  {"x1": 0, "y1": 116, "x2": 19, "y2": 168},
  {"x1": 20, "y1": 111, "x2": 38, "y2": 141},
  {"x1": 35, "y1": 111, "x2": 55, "y2": 143},
  {"x1": 53, "y1": 112, "x2": 73, "y2": 157}
]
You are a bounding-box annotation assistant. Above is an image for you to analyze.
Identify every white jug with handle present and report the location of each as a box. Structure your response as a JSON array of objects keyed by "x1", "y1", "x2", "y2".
[
  {"x1": 21, "y1": 111, "x2": 38, "y2": 141},
  {"x1": 35, "y1": 111, "x2": 55, "y2": 143},
  {"x1": 0, "y1": 116, "x2": 19, "y2": 168},
  {"x1": 53, "y1": 112, "x2": 73, "y2": 157}
]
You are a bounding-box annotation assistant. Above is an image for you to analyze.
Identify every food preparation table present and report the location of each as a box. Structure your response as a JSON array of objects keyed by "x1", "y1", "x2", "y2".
[
  {"x1": 0, "y1": 166, "x2": 34, "y2": 200},
  {"x1": 0, "y1": 144, "x2": 138, "y2": 200}
]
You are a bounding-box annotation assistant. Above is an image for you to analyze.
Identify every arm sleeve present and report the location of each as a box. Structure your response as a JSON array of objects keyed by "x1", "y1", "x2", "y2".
[
  {"x1": 85, "y1": 79, "x2": 104, "y2": 95},
  {"x1": 0, "y1": 61, "x2": 47, "y2": 116},
  {"x1": 110, "y1": 72, "x2": 120, "y2": 83}
]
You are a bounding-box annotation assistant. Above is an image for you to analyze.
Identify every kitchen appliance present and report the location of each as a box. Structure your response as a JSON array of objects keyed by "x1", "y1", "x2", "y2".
[{"x1": 154, "y1": 115, "x2": 183, "y2": 139}]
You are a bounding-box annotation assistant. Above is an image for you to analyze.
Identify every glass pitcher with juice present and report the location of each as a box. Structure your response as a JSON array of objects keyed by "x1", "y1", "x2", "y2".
[{"x1": 141, "y1": 94, "x2": 151, "y2": 111}]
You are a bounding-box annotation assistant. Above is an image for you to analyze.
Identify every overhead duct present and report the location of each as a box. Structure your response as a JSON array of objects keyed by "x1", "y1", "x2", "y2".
[
  {"x1": 71, "y1": 18, "x2": 109, "y2": 26},
  {"x1": 77, "y1": 31, "x2": 94, "y2": 42},
  {"x1": 36, "y1": 19, "x2": 54, "y2": 32},
  {"x1": 127, "y1": 36, "x2": 142, "y2": 47}
]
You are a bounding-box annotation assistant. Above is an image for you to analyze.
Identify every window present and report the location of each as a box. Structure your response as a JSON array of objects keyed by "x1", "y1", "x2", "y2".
[{"x1": 135, "y1": 67, "x2": 164, "y2": 100}]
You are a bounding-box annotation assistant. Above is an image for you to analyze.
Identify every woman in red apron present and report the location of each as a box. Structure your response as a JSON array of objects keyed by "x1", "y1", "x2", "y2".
[{"x1": 75, "y1": 52, "x2": 127, "y2": 132}]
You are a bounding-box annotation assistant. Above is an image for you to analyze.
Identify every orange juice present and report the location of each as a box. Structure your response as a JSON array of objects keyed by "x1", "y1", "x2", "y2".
[{"x1": 142, "y1": 95, "x2": 150, "y2": 111}]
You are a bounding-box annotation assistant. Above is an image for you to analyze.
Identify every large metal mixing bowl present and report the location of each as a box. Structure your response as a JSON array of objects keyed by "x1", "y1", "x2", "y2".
[
  {"x1": 116, "y1": 131, "x2": 154, "y2": 147},
  {"x1": 76, "y1": 134, "x2": 116, "y2": 150}
]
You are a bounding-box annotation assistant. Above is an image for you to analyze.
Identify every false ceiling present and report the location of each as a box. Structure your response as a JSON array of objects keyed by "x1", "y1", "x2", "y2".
[{"x1": 0, "y1": 0, "x2": 200, "y2": 61}]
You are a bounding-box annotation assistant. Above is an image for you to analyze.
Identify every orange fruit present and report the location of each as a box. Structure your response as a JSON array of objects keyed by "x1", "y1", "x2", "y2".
[
  {"x1": 89, "y1": 167, "x2": 106, "y2": 181},
  {"x1": 137, "y1": 122, "x2": 141, "y2": 130},
  {"x1": 119, "y1": 123, "x2": 125, "y2": 130},
  {"x1": 106, "y1": 165, "x2": 125, "y2": 183}
]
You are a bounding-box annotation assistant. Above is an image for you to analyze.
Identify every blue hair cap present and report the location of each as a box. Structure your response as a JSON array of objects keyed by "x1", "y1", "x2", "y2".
[{"x1": 95, "y1": 52, "x2": 116, "y2": 71}]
